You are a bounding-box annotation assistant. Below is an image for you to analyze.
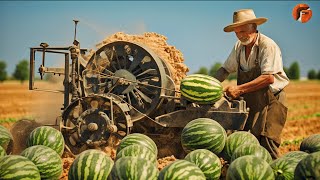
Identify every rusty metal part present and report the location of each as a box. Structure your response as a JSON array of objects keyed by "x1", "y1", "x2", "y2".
[
  {"x1": 61, "y1": 95, "x2": 132, "y2": 155},
  {"x1": 84, "y1": 41, "x2": 176, "y2": 122}
]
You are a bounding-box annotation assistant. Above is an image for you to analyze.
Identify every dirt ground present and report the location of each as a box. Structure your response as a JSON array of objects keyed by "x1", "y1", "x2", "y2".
[{"x1": 0, "y1": 80, "x2": 319, "y2": 179}]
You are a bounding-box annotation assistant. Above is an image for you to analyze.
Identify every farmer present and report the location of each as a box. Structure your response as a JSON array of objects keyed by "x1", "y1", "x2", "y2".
[{"x1": 214, "y1": 9, "x2": 289, "y2": 159}]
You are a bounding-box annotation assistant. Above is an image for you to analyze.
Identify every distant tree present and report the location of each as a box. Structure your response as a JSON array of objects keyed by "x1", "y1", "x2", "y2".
[
  {"x1": 227, "y1": 72, "x2": 237, "y2": 81},
  {"x1": 196, "y1": 67, "x2": 208, "y2": 75},
  {"x1": 283, "y1": 66, "x2": 289, "y2": 76},
  {"x1": 0, "y1": 61, "x2": 7, "y2": 82},
  {"x1": 317, "y1": 70, "x2": 320, "y2": 80},
  {"x1": 288, "y1": 61, "x2": 300, "y2": 80},
  {"x1": 209, "y1": 63, "x2": 222, "y2": 77},
  {"x1": 307, "y1": 69, "x2": 317, "y2": 80},
  {"x1": 13, "y1": 59, "x2": 29, "y2": 83}
]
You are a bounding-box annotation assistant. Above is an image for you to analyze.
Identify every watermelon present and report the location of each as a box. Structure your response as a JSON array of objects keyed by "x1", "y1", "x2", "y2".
[
  {"x1": 68, "y1": 149, "x2": 114, "y2": 180},
  {"x1": 117, "y1": 133, "x2": 157, "y2": 156},
  {"x1": 180, "y1": 74, "x2": 223, "y2": 104},
  {"x1": 300, "y1": 134, "x2": 320, "y2": 153},
  {"x1": 0, "y1": 155, "x2": 41, "y2": 180},
  {"x1": 181, "y1": 118, "x2": 227, "y2": 154},
  {"x1": 222, "y1": 131, "x2": 260, "y2": 161},
  {"x1": 227, "y1": 155, "x2": 274, "y2": 180},
  {"x1": 111, "y1": 157, "x2": 159, "y2": 180},
  {"x1": 270, "y1": 156, "x2": 303, "y2": 180},
  {"x1": 0, "y1": 125, "x2": 13, "y2": 154},
  {"x1": 116, "y1": 144, "x2": 157, "y2": 164},
  {"x1": 294, "y1": 151, "x2": 320, "y2": 180},
  {"x1": 0, "y1": 145, "x2": 6, "y2": 157},
  {"x1": 231, "y1": 143, "x2": 272, "y2": 163},
  {"x1": 21, "y1": 145, "x2": 62, "y2": 179},
  {"x1": 282, "y1": 150, "x2": 308, "y2": 159},
  {"x1": 158, "y1": 159, "x2": 206, "y2": 180},
  {"x1": 27, "y1": 126, "x2": 65, "y2": 156},
  {"x1": 184, "y1": 149, "x2": 222, "y2": 180}
]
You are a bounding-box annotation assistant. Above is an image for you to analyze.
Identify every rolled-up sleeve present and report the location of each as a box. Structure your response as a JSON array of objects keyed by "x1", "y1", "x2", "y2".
[{"x1": 222, "y1": 44, "x2": 238, "y2": 73}]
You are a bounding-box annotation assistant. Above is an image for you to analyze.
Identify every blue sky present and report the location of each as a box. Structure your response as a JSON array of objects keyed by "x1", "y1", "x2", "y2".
[{"x1": 0, "y1": 1, "x2": 319, "y2": 77}]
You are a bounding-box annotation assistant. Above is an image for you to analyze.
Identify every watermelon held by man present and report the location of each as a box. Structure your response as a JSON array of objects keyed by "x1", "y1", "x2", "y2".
[{"x1": 180, "y1": 74, "x2": 223, "y2": 104}]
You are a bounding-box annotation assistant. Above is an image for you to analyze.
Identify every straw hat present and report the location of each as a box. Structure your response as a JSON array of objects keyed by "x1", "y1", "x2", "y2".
[{"x1": 224, "y1": 9, "x2": 268, "y2": 32}]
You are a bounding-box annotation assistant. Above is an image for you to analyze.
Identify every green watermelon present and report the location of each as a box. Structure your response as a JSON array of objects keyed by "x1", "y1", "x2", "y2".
[
  {"x1": 300, "y1": 134, "x2": 320, "y2": 153},
  {"x1": 0, "y1": 125, "x2": 13, "y2": 154},
  {"x1": 68, "y1": 149, "x2": 114, "y2": 180},
  {"x1": 117, "y1": 133, "x2": 157, "y2": 156},
  {"x1": 158, "y1": 159, "x2": 206, "y2": 180},
  {"x1": 231, "y1": 143, "x2": 272, "y2": 163},
  {"x1": 184, "y1": 149, "x2": 222, "y2": 180},
  {"x1": 294, "y1": 151, "x2": 320, "y2": 180},
  {"x1": 181, "y1": 118, "x2": 227, "y2": 154},
  {"x1": 222, "y1": 131, "x2": 260, "y2": 161},
  {"x1": 111, "y1": 157, "x2": 159, "y2": 180},
  {"x1": 27, "y1": 126, "x2": 65, "y2": 156},
  {"x1": 270, "y1": 156, "x2": 303, "y2": 180},
  {"x1": 282, "y1": 150, "x2": 308, "y2": 159},
  {"x1": 227, "y1": 155, "x2": 274, "y2": 180},
  {"x1": 180, "y1": 74, "x2": 223, "y2": 104},
  {"x1": 21, "y1": 145, "x2": 62, "y2": 179},
  {"x1": 0, "y1": 155, "x2": 41, "y2": 180},
  {"x1": 116, "y1": 144, "x2": 157, "y2": 164},
  {"x1": 0, "y1": 145, "x2": 6, "y2": 157}
]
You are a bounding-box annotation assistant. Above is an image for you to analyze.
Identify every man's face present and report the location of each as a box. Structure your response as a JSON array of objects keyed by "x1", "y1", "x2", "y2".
[{"x1": 234, "y1": 24, "x2": 256, "y2": 45}]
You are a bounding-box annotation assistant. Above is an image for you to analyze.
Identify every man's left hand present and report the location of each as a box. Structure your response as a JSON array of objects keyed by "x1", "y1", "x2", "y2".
[{"x1": 225, "y1": 86, "x2": 243, "y2": 99}]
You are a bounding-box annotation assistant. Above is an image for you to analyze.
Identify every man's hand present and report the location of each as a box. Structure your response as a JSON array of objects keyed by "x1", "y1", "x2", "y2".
[{"x1": 225, "y1": 86, "x2": 244, "y2": 99}]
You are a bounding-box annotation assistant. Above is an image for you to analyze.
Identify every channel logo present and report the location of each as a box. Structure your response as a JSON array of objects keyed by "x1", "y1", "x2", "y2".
[{"x1": 292, "y1": 4, "x2": 312, "y2": 23}]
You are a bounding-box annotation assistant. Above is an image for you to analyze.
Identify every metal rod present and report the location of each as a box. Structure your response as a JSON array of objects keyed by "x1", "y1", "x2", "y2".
[
  {"x1": 29, "y1": 48, "x2": 35, "y2": 90},
  {"x1": 64, "y1": 53, "x2": 70, "y2": 109},
  {"x1": 73, "y1": 20, "x2": 79, "y2": 41}
]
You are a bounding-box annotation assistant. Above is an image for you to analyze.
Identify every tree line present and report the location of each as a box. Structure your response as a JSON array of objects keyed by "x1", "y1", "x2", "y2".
[
  {"x1": 0, "y1": 60, "x2": 29, "y2": 83},
  {"x1": 195, "y1": 61, "x2": 320, "y2": 80}
]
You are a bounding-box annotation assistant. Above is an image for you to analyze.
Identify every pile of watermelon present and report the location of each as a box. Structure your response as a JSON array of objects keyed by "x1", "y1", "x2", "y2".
[
  {"x1": 1, "y1": 73, "x2": 320, "y2": 179},
  {"x1": 0, "y1": 125, "x2": 64, "y2": 179}
]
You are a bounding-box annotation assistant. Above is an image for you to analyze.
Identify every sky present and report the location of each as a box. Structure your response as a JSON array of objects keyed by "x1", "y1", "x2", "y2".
[{"x1": 0, "y1": 1, "x2": 319, "y2": 77}]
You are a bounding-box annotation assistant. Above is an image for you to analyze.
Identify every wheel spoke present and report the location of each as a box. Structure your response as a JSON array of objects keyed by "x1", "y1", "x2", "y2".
[{"x1": 134, "y1": 87, "x2": 152, "y2": 103}]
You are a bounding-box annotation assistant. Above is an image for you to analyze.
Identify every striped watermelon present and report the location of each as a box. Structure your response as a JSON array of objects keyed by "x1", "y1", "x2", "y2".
[
  {"x1": 158, "y1": 159, "x2": 206, "y2": 180},
  {"x1": 27, "y1": 126, "x2": 65, "y2": 156},
  {"x1": 21, "y1": 145, "x2": 62, "y2": 179},
  {"x1": 300, "y1": 134, "x2": 320, "y2": 153},
  {"x1": 184, "y1": 149, "x2": 222, "y2": 180},
  {"x1": 294, "y1": 151, "x2": 320, "y2": 180},
  {"x1": 111, "y1": 157, "x2": 159, "y2": 180},
  {"x1": 0, "y1": 155, "x2": 41, "y2": 180},
  {"x1": 117, "y1": 133, "x2": 157, "y2": 156},
  {"x1": 68, "y1": 149, "x2": 114, "y2": 180},
  {"x1": 180, "y1": 74, "x2": 223, "y2": 104},
  {"x1": 222, "y1": 131, "x2": 259, "y2": 161},
  {"x1": 0, "y1": 125, "x2": 13, "y2": 154},
  {"x1": 270, "y1": 156, "x2": 303, "y2": 180},
  {"x1": 282, "y1": 150, "x2": 308, "y2": 159},
  {"x1": 0, "y1": 145, "x2": 6, "y2": 157},
  {"x1": 116, "y1": 144, "x2": 157, "y2": 164},
  {"x1": 227, "y1": 155, "x2": 274, "y2": 180},
  {"x1": 231, "y1": 143, "x2": 272, "y2": 163},
  {"x1": 181, "y1": 118, "x2": 227, "y2": 154}
]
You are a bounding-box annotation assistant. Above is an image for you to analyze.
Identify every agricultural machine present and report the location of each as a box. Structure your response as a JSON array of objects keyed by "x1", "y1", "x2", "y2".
[{"x1": 23, "y1": 21, "x2": 249, "y2": 158}]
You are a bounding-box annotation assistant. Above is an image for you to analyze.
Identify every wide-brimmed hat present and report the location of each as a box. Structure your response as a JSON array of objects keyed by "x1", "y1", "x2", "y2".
[{"x1": 224, "y1": 9, "x2": 268, "y2": 32}]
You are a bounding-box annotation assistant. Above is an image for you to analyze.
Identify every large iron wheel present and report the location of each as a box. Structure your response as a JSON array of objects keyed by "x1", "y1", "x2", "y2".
[
  {"x1": 84, "y1": 41, "x2": 168, "y2": 121},
  {"x1": 61, "y1": 95, "x2": 131, "y2": 155}
]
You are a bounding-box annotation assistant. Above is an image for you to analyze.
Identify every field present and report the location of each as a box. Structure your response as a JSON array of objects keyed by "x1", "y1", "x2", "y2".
[{"x1": 1, "y1": 80, "x2": 320, "y2": 178}]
